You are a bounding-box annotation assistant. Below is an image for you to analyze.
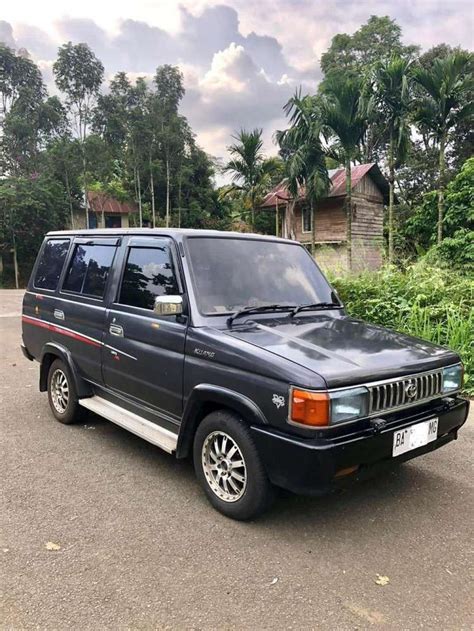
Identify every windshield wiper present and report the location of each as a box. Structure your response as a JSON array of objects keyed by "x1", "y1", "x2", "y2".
[
  {"x1": 290, "y1": 302, "x2": 343, "y2": 317},
  {"x1": 227, "y1": 304, "x2": 296, "y2": 328}
]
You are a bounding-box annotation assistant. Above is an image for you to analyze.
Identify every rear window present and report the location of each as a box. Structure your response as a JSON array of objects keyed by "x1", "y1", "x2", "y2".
[
  {"x1": 63, "y1": 243, "x2": 116, "y2": 298},
  {"x1": 34, "y1": 239, "x2": 70, "y2": 291}
]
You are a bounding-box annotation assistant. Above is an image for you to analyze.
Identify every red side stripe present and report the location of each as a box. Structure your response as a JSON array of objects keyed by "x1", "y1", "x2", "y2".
[{"x1": 22, "y1": 315, "x2": 102, "y2": 348}]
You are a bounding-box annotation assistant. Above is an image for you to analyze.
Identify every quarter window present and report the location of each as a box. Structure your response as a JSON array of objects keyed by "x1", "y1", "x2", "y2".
[
  {"x1": 63, "y1": 243, "x2": 116, "y2": 298},
  {"x1": 119, "y1": 245, "x2": 179, "y2": 310},
  {"x1": 34, "y1": 239, "x2": 70, "y2": 291}
]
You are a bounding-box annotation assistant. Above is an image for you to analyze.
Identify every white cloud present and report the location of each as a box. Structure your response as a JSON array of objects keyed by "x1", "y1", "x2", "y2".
[{"x1": 2, "y1": 0, "x2": 472, "y2": 165}]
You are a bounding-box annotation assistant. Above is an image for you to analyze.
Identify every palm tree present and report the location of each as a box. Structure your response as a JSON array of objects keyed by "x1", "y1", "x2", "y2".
[
  {"x1": 414, "y1": 51, "x2": 473, "y2": 244},
  {"x1": 373, "y1": 56, "x2": 413, "y2": 263},
  {"x1": 276, "y1": 91, "x2": 329, "y2": 254},
  {"x1": 319, "y1": 76, "x2": 372, "y2": 269},
  {"x1": 223, "y1": 129, "x2": 277, "y2": 230}
]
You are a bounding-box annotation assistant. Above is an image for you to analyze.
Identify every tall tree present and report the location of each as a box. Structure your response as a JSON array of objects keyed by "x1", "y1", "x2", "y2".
[
  {"x1": 319, "y1": 77, "x2": 372, "y2": 268},
  {"x1": 154, "y1": 65, "x2": 185, "y2": 227},
  {"x1": 223, "y1": 129, "x2": 277, "y2": 231},
  {"x1": 321, "y1": 16, "x2": 419, "y2": 80},
  {"x1": 320, "y1": 16, "x2": 418, "y2": 163},
  {"x1": 53, "y1": 42, "x2": 104, "y2": 226},
  {"x1": 276, "y1": 91, "x2": 330, "y2": 252},
  {"x1": 373, "y1": 55, "x2": 413, "y2": 262},
  {"x1": 95, "y1": 73, "x2": 150, "y2": 226},
  {"x1": 0, "y1": 45, "x2": 45, "y2": 121},
  {"x1": 414, "y1": 51, "x2": 473, "y2": 243}
]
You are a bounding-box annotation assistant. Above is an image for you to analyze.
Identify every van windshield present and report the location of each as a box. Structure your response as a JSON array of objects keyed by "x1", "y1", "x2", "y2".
[{"x1": 185, "y1": 237, "x2": 335, "y2": 316}]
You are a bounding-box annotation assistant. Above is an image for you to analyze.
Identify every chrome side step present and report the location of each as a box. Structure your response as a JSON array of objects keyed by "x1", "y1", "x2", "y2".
[{"x1": 79, "y1": 396, "x2": 178, "y2": 454}]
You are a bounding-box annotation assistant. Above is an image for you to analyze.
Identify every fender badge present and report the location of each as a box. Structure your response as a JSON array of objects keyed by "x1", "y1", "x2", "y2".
[
  {"x1": 151, "y1": 323, "x2": 160, "y2": 329},
  {"x1": 194, "y1": 347, "x2": 215, "y2": 359},
  {"x1": 272, "y1": 394, "x2": 285, "y2": 409}
]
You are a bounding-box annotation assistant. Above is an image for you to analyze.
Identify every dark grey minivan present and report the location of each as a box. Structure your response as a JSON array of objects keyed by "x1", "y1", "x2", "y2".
[{"x1": 22, "y1": 229, "x2": 469, "y2": 519}]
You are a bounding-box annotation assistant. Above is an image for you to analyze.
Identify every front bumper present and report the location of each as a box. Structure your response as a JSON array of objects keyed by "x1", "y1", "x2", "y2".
[{"x1": 251, "y1": 396, "x2": 469, "y2": 496}]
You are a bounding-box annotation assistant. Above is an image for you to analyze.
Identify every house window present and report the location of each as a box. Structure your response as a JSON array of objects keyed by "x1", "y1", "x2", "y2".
[
  {"x1": 302, "y1": 205, "x2": 312, "y2": 233},
  {"x1": 105, "y1": 215, "x2": 122, "y2": 228},
  {"x1": 88, "y1": 213, "x2": 98, "y2": 229}
]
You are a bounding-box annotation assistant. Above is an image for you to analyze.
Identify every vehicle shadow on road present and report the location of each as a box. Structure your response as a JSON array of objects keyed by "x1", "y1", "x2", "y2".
[
  {"x1": 257, "y1": 463, "x2": 460, "y2": 535},
  {"x1": 82, "y1": 410, "x2": 461, "y2": 537}
]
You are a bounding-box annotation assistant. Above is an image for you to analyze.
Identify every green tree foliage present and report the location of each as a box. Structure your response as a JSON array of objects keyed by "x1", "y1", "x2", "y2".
[
  {"x1": 319, "y1": 76, "x2": 371, "y2": 267},
  {"x1": 223, "y1": 129, "x2": 279, "y2": 230},
  {"x1": 53, "y1": 42, "x2": 104, "y2": 141},
  {"x1": 53, "y1": 42, "x2": 104, "y2": 225},
  {"x1": 321, "y1": 16, "x2": 418, "y2": 79},
  {"x1": 0, "y1": 43, "x2": 225, "y2": 284},
  {"x1": 0, "y1": 174, "x2": 70, "y2": 285},
  {"x1": 402, "y1": 157, "x2": 474, "y2": 270},
  {"x1": 320, "y1": 16, "x2": 418, "y2": 162},
  {"x1": 154, "y1": 66, "x2": 186, "y2": 227},
  {"x1": 373, "y1": 56, "x2": 413, "y2": 262},
  {"x1": 414, "y1": 51, "x2": 473, "y2": 244},
  {"x1": 276, "y1": 91, "x2": 329, "y2": 249},
  {"x1": 0, "y1": 46, "x2": 50, "y2": 175},
  {"x1": 0, "y1": 44, "x2": 45, "y2": 118}
]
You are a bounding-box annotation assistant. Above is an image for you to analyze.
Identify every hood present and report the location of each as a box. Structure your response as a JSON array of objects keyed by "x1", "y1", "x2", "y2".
[{"x1": 224, "y1": 314, "x2": 458, "y2": 388}]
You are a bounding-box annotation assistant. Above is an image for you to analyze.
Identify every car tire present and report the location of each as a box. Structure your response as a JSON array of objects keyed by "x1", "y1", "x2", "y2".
[
  {"x1": 193, "y1": 410, "x2": 276, "y2": 520},
  {"x1": 47, "y1": 358, "x2": 83, "y2": 425}
]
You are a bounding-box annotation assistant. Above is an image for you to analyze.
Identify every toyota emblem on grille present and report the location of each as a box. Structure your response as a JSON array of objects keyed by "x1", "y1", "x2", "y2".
[{"x1": 405, "y1": 379, "x2": 418, "y2": 399}]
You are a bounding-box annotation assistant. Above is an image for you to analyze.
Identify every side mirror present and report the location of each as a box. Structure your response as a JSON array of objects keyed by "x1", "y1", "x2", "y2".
[{"x1": 153, "y1": 295, "x2": 183, "y2": 316}]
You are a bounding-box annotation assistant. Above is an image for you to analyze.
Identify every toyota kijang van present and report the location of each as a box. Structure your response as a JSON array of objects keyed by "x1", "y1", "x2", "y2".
[{"x1": 21, "y1": 230, "x2": 469, "y2": 519}]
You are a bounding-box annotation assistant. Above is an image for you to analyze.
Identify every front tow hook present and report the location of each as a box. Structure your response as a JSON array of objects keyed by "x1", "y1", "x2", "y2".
[{"x1": 370, "y1": 418, "x2": 387, "y2": 434}]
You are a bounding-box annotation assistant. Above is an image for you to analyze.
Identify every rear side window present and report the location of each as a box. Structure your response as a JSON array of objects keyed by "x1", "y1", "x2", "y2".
[
  {"x1": 63, "y1": 243, "x2": 116, "y2": 298},
  {"x1": 34, "y1": 239, "x2": 70, "y2": 291},
  {"x1": 119, "y1": 246, "x2": 179, "y2": 310}
]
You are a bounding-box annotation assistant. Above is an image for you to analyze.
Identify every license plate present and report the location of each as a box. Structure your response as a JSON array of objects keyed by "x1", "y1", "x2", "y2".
[{"x1": 392, "y1": 418, "x2": 438, "y2": 457}]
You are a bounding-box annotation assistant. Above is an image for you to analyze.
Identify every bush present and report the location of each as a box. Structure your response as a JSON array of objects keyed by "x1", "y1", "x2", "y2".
[
  {"x1": 399, "y1": 157, "x2": 474, "y2": 268},
  {"x1": 330, "y1": 262, "x2": 474, "y2": 395}
]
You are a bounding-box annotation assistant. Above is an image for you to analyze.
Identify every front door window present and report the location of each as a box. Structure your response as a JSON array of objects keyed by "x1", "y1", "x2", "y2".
[{"x1": 119, "y1": 245, "x2": 179, "y2": 311}]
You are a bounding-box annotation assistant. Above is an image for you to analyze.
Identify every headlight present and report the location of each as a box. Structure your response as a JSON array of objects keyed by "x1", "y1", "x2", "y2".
[
  {"x1": 442, "y1": 364, "x2": 463, "y2": 393},
  {"x1": 289, "y1": 386, "x2": 369, "y2": 427},
  {"x1": 329, "y1": 387, "x2": 369, "y2": 424}
]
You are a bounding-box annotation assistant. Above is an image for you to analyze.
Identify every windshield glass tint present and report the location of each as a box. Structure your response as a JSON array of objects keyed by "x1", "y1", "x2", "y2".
[{"x1": 186, "y1": 238, "x2": 333, "y2": 315}]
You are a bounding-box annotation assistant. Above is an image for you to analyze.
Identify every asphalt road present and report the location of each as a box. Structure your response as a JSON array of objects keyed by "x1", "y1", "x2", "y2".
[{"x1": 1, "y1": 289, "x2": 473, "y2": 630}]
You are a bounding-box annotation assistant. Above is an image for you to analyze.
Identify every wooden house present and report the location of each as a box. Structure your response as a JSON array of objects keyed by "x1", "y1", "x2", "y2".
[
  {"x1": 71, "y1": 192, "x2": 139, "y2": 229},
  {"x1": 260, "y1": 163, "x2": 389, "y2": 271}
]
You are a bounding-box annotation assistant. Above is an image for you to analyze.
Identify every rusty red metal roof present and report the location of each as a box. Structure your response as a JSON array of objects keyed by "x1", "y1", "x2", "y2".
[
  {"x1": 87, "y1": 191, "x2": 139, "y2": 215},
  {"x1": 260, "y1": 163, "x2": 388, "y2": 207}
]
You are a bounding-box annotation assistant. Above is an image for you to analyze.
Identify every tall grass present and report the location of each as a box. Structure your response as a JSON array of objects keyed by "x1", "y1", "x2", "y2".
[{"x1": 330, "y1": 261, "x2": 474, "y2": 395}]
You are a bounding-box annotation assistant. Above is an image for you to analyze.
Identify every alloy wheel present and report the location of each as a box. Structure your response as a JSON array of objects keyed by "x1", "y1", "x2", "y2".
[
  {"x1": 202, "y1": 431, "x2": 247, "y2": 502},
  {"x1": 50, "y1": 368, "x2": 69, "y2": 414}
]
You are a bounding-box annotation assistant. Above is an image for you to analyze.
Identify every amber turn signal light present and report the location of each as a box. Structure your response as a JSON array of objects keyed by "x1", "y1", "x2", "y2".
[{"x1": 290, "y1": 389, "x2": 330, "y2": 426}]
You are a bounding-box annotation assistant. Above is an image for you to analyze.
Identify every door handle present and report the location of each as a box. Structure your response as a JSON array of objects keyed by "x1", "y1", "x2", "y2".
[
  {"x1": 109, "y1": 324, "x2": 124, "y2": 337},
  {"x1": 54, "y1": 309, "x2": 65, "y2": 321}
]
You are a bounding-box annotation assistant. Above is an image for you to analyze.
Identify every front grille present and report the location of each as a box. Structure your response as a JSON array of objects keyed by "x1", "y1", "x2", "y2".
[{"x1": 368, "y1": 369, "x2": 443, "y2": 415}]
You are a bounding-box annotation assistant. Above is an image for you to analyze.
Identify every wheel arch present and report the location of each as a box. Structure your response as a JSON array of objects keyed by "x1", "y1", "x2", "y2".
[
  {"x1": 176, "y1": 384, "x2": 267, "y2": 459},
  {"x1": 40, "y1": 343, "x2": 92, "y2": 398}
]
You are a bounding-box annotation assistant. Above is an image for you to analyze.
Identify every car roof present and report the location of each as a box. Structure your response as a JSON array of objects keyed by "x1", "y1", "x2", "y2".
[{"x1": 46, "y1": 228, "x2": 294, "y2": 244}]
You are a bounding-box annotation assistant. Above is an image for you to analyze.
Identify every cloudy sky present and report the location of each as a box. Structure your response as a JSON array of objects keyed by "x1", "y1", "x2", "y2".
[{"x1": 2, "y1": 1, "x2": 473, "y2": 162}]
